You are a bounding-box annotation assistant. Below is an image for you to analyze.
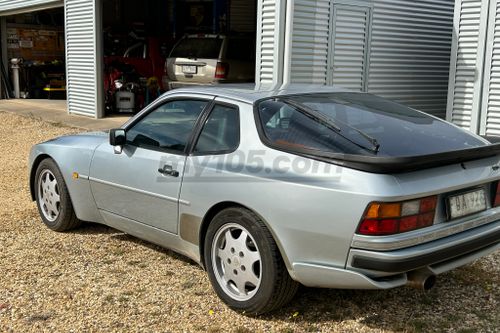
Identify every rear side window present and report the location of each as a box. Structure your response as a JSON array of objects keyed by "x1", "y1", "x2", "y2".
[
  {"x1": 194, "y1": 104, "x2": 240, "y2": 154},
  {"x1": 170, "y1": 37, "x2": 223, "y2": 59}
]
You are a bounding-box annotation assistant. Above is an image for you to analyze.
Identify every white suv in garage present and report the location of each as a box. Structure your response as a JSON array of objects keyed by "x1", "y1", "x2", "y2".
[{"x1": 163, "y1": 34, "x2": 255, "y2": 90}]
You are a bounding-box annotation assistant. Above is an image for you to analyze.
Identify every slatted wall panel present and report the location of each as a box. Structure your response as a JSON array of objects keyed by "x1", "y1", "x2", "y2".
[
  {"x1": 330, "y1": 4, "x2": 371, "y2": 91},
  {"x1": 447, "y1": 0, "x2": 486, "y2": 130},
  {"x1": 65, "y1": 0, "x2": 100, "y2": 117},
  {"x1": 370, "y1": 0, "x2": 454, "y2": 118},
  {"x1": 289, "y1": 0, "x2": 330, "y2": 84},
  {"x1": 482, "y1": 0, "x2": 500, "y2": 135},
  {"x1": 0, "y1": 0, "x2": 62, "y2": 15}
]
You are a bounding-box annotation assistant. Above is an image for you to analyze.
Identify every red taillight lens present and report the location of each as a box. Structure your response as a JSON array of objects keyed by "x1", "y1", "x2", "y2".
[
  {"x1": 357, "y1": 196, "x2": 438, "y2": 236},
  {"x1": 358, "y1": 219, "x2": 398, "y2": 235},
  {"x1": 420, "y1": 197, "x2": 437, "y2": 213},
  {"x1": 418, "y1": 212, "x2": 435, "y2": 227},
  {"x1": 399, "y1": 216, "x2": 418, "y2": 232},
  {"x1": 493, "y1": 182, "x2": 500, "y2": 207},
  {"x1": 215, "y1": 62, "x2": 229, "y2": 79}
]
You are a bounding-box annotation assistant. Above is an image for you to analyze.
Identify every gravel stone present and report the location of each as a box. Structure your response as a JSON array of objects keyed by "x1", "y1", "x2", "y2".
[{"x1": 0, "y1": 111, "x2": 498, "y2": 332}]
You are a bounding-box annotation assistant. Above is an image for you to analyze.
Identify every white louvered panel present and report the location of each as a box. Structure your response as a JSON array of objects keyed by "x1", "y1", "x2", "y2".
[
  {"x1": 65, "y1": 0, "x2": 98, "y2": 117},
  {"x1": 485, "y1": 1, "x2": 500, "y2": 135},
  {"x1": 370, "y1": 0, "x2": 454, "y2": 119},
  {"x1": 257, "y1": 0, "x2": 278, "y2": 85},
  {"x1": 330, "y1": 5, "x2": 370, "y2": 91},
  {"x1": 290, "y1": 0, "x2": 330, "y2": 84},
  {"x1": 450, "y1": 0, "x2": 481, "y2": 127},
  {"x1": 229, "y1": 0, "x2": 257, "y2": 32},
  {"x1": 0, "y1": 0, "x2": 62, "y2": 15}
]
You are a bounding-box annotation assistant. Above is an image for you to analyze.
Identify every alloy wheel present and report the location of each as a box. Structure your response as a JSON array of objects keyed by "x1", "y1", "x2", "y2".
[
  {"x1": 211, "y1": 223, "x2": 262, "y2": 301},
  {"x1": 37, "y1": 169, "x2": 61, "y2": 222}
]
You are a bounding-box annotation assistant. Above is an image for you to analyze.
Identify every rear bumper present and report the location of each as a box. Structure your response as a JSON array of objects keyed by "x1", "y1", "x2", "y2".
[
  {"x1": 350, "y1": 224, "x2": 500, "y2": 272},
  {"x1": 291, "y1": 239, "x2": 499, "y2": 289},
  {"x1": 166, "y1": 80, "x2": 252, "y2": 90},
  {"x1": 167, "y1": 81, "x2": 215, "y2": 90},
  {"x1": 290, "y1": 220, "x2": 499, "y2": 289},
  {"x1": 347, "y1": 220, "x2": 500, "y2": 276}
]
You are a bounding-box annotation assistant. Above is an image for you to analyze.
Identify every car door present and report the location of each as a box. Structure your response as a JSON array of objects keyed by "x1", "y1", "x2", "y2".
[{"x1": 89, "y1": 97, "x2": 212, "y2": 233}]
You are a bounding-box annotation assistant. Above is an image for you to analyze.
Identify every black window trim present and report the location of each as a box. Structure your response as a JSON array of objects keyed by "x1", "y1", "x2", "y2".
[
  {"x1": 123, "y1": 96, "x2": 215, "y2": 156},
  {"x1": 253, "y1": 95, "x2": 500, "y2": 174},
  {"x1": 188, "y1": 101, "x2": 241, "y2": 156}
]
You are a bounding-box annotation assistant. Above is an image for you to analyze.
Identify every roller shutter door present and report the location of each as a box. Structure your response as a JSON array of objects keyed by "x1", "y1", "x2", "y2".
[{"x1": 0, "y1": 0, "x2": 62, "y2": 16}]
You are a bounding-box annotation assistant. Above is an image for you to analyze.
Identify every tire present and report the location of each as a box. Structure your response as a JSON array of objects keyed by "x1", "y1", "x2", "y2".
[
  {"x1": 34, "y1": 158, "x2": 81, "y2": 231},
  {"x1": 204, "y1": 207, "x2": 299, "y2": 315}
]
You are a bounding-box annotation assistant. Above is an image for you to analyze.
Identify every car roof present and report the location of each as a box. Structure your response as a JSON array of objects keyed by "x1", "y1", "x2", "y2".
[{"x1": 167, "y1": 84, "x2": 356, "y2": 104}]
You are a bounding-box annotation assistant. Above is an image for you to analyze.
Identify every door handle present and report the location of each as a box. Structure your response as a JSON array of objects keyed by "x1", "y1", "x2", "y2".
[{"x1": 158, "y1": 165, "x2": 179, "y2": 177}]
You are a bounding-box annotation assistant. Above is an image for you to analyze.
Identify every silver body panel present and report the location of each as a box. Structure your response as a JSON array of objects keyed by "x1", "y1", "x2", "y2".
[
  {"x1": 29, "y1": 85, "x2": 500, "y2": 289},
  {"x1": 90, "y1": 143, "x2": 185, "y2": 233}
]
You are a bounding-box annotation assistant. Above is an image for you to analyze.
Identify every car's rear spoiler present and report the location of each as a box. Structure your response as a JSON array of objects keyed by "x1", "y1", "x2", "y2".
[{"x1": 291, "y1": 143, "x2": 500, "y2": 174}]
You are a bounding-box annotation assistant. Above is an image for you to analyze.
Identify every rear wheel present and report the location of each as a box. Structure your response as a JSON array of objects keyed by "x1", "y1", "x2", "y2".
[
  {"x1": 34, "y1": 158, "x2": 81, "y2": 231},
  {"x1": 204, "y1": 207, "x2": 298, "y2": 315}
]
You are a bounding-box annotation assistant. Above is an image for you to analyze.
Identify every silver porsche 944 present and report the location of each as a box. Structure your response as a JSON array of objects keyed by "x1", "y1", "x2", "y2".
[{"x1": 29, "y1": 85, "x2": 500, "y2": 314}]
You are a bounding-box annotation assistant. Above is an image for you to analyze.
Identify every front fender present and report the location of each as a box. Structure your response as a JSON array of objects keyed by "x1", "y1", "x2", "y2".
[{"x1": 29, "y1": 133, "x2": 107, "y2": 223}]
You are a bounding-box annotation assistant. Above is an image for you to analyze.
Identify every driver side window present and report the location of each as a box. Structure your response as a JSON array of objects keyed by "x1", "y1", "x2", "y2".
[{"x1": 126, "y1": 99, "x2": 208, "y2": 153}]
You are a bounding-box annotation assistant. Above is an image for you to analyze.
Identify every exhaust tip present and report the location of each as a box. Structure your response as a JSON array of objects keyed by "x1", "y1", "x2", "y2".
[
  {"x1": 422, "y1": 274, "x2": 436, "y2": 291},
  {"x1": 407, "y1": 270, "x2": 436, "y2": 291}
]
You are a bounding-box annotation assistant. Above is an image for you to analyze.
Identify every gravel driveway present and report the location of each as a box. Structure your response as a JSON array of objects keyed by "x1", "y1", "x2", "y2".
[{"x1": 0, "y1": 111, "x2": 498, "y2": 332}]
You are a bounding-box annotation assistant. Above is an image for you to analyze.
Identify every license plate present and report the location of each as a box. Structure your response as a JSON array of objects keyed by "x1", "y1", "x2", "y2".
[
  {"x1": 182, "y1": 65, "x2": 197, "y2": 74},
  {"x1": 448, "y1": 189, "x2": 486, "y2": 219}
]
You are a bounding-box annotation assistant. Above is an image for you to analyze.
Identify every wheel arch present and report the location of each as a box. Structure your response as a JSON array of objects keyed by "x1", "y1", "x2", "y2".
[
  {"x1": 30, "y1": 153, "x2": 52, "y2": 201},
  {"x1": 198, "y1": 201, "x2": 292, "y2": 272}
]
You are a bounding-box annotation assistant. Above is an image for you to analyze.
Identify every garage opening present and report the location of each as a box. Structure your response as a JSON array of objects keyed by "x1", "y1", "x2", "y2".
[
  {"x1": 102, "y1": 0, "x2": 257, "y2": 116},
  {"x1": 1, "y1": 8, "x2": 66, "y2": 100}
]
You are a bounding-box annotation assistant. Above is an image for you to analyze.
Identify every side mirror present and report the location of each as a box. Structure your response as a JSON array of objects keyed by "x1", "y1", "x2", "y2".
[
  {"x1": 109, "y1": 129, "x2": 126, "y2": 154},
  {"x1": 110, "y1": 128, "x2": 126, "y2": 146}
]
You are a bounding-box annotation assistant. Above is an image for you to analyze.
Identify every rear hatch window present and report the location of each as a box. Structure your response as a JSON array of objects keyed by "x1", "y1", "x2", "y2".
[
  {"x1": 169, "y1": 37, "x2": 223, "y2": 59},
  {"x1": 256, "y1": 93, "x2": 486, "y2": 158}
]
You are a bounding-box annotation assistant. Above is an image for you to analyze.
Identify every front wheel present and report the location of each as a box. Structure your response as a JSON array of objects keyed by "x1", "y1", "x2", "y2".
[
  {"x1": 204, "y1": 208, "x2": 298, "y2": 315},
  {"x1": 34, "y1": 158, "x2": 81, "y2": 231}
]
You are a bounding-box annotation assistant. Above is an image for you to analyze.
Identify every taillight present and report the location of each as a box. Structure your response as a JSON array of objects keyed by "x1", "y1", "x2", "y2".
[
  {"x1": 357, "y1": 196, "x2": 438, "y2": 236},
  {"x1": 215, "y1": 62, "x2": 229, "y2": 79},
  {"x1": 493, "y1": 182, "x2": 500, "y2": 207}
]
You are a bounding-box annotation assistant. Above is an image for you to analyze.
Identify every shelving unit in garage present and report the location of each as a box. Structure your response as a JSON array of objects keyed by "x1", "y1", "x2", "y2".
[{"x1": 4, "y1": 8, "x2": 66, "y2": 100}]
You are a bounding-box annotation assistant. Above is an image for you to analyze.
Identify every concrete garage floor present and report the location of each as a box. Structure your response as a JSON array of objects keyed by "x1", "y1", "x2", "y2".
[{"x1": 0, "y1": 99, "x2": 130, "y2": 131}]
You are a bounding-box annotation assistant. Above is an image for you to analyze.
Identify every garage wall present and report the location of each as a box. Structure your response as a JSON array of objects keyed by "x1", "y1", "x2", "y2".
[
  {"x1": 255, "y1": 0, "x2": 287, "y2": 88},
  {"x1": 65, "y1": 0, "x2": 102, "y2": 118},
  {"x1": 279, "y1": 0, "x2": 454, "y2": 118},
  {"x1": 369, "y1": 0, "x2": 454, "y2": 118},
  {"x1": 446, "y1": 0, "x2": 489, "y2": 132},
  {"x1": 288, "y1": 0, "x2": 330, "y2": 85},
  {"x1": 0, "y1": 0, "x2": 63, "y2": 16},
  {"x1": 331, "y1": 3, "x2": 371, "y2": 91},
  {"x1": 479, "y1": 0, "x2": 500, "y2": 135}
]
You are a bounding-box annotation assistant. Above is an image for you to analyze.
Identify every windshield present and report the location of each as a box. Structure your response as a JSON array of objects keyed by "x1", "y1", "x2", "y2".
[
  {"x1": 256, "y1": 93, "x2": 486, "y2": 157},
  {"x1": 170, "y1": 37, "x2": 223, "y2": 59}
]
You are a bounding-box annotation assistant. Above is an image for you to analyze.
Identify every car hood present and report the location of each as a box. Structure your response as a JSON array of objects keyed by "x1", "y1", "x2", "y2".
[{"x1": 41, "y1": 131, "x2": 108, "y2": 149}]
